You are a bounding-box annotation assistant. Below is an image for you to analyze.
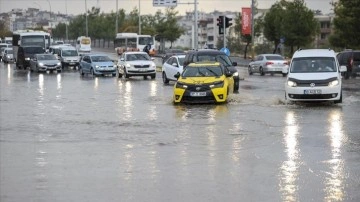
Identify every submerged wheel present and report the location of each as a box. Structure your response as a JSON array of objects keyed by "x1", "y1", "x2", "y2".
[
  {"x1": 260, "y1": 67, "x2": 265, "y2": 76},
  {"x1": 162, "y1": 72, "x2": 169, "y2": 84}
]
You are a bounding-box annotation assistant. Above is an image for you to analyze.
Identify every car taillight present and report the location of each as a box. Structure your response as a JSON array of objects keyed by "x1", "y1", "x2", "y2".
[{"x1": 266, "y1": 61, "x2": 273, "y2": 65}]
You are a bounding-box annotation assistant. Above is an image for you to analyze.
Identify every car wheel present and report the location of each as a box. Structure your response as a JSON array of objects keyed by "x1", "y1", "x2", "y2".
[
  {"x1": 344, "y1": 72, "x2": 350, "y2": 79},
  {"x1": 112, "y1": 73, "x2": 116, "y2": 77},
  {"x1": 124, "y1": 68, "x2": 129, "y2": 78},
  {"x1": 50, "y1": 70, "x2": 54, "y2": 73},
  {"x1": 259, "y1": 67, "x2": 265, "y2": 76},
  {"x1": 91, "y1": 68, "x2": 96, "y2": 77},
  {"x1": 162, "y1": 72, "x2": 169, "y2": 84},
  {"x1": 79, "y1": 67, "x2": 84, "y2": 76},
  {"x1": 57, "y1": 70, "x2": 62, "y2": 73},
  {"x1": 118, "y1": 71, "x2": 123, "y2": 78},
  {"x1": 248, "y1": 66, "x2": 253, "y2": 75},
  {"x1": 143, "y1": 75, "x2": 148, "y2": 80},
  {"x1": 151, "y1": 74, "x2": 156, "y2": 79}
]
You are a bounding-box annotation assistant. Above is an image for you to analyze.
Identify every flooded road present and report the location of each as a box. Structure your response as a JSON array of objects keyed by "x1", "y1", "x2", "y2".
[{"x1": 1, "y1": 59, "x2": 360, "y2": 202}]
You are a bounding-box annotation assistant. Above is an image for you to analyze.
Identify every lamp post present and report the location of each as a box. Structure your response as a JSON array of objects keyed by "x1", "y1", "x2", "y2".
[
  {"x1": 138, "y1": 0, "x2": 141, "y2": 35},
  {"x1": 46, "y1": 0, "x2": 52, "y2": 20},
  {"x1": 85, "y1": 0, "x2": 88, "y2": 37},
  {"x1": 65, "y1": 0, "x2": 68, "y2": 41},
  {"x1": 115, "y1": 0, "x2": 118, "y2": 35}
]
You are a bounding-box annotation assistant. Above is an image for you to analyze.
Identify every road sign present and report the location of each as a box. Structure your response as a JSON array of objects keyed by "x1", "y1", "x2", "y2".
[
  {"x1": 153, "y1": 0, "x2": 178, "y2": 7},
  {"x1": 220, "y1": 47, "x2": 230, "y2": 56}
]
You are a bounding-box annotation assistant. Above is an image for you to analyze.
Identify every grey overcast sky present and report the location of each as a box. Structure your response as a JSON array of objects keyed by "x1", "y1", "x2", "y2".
[{"x1": 0, "y1": 0, "x2": 335, "y2": 15}]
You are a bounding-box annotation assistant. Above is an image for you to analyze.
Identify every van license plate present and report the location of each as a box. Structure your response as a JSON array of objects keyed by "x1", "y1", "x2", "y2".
[
  {"x1": 304, "y1": 89, "x2": 322, "y2": 94},
  {"x1": 190, "y1": 92, "x2": 206, "y2": 97}
]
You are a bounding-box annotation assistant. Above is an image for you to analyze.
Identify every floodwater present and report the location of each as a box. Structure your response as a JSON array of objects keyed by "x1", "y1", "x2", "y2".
[{"x1": 1, "y1": 60, "x2": 360, "y2": 202}]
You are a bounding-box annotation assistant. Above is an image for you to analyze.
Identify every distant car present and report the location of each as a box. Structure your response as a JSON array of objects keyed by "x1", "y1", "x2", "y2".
[
  {"x1": 248, "y1": 54, "x2": 289, "y2": 76},
  {"x1": 2, "y1": 48, "x2": 14, "y2": 63},
  {"x1": 79, "y1": 54, "x2": 117, "y2": 77},
  {"x1": 162, "y1": 55, "x2": 185, "y2": 84},
  {"x1": 173, "y1": 62, "x2": 234, "y2": 104},
  {"x1": 183, "y1": 49, "x2": 239, "y2": 92},
  {"x1": 117, "y1": 51, "x2": 156, "y2": 79},
  {"x1": 54, "y1": 41, "x2": 65, "y2": 45},
  {"x1": 162, "y1": 49, "x2": 185, "y2": 63},
  {"x1": 0, "y1": 43, "x2": 12, "y2": 61},
  {"x1": 285, "y1": 49, "x2": 347, "y2": 104},
  {"x1": 29, "y1": 53, "x2": 62, "y2": 73},
  {"x1": 336, "y1": 50, "x2": 360, "y2": 79},
  {"x1": 16, "y1": 46, "x2": 46, "y2": 69},
  {"x1": 58, "y1": 46, "x2": 80, "y2": 69}
]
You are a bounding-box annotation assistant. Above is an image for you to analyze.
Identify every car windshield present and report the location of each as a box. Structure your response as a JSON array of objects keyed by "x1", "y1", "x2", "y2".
[
  {"x1": 24, "y1": 47, "x2": 44, "y2": 54},
  {"x1": 126, "y1": 54, "x2": 150, "y2": 61},
  {"x1": 196, "y1": 54, "x2": 232, "y2": 67},
  {"x1": 291, "y1": 57, "x2": 337, "y2": 73},
  {"x1": 6, "y1": 50, "x2": 13, "y2": 54},
  {"x1": 182, "y1": 66, "x2": 223, "y2": 77},
  {"x1": 178, "y1": 57, "x2": 185, "y2": 66},
  {"x1": 91, "y1": 55, "x2": 112, "y2": 62},
  {"x1": 266, "y1": 55, "x2": 284, "y2": 60},
  {"x1": 62, "y1": 50, "x2": 78, "y2": 56},
  {"x1": 37, "y1": 54, "x2": 57, "y2": 60}
]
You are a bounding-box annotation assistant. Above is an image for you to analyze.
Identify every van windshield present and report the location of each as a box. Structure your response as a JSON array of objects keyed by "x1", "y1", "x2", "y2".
[{"x1": 291, "y1": 57, "x2": 337, "y2": 73}]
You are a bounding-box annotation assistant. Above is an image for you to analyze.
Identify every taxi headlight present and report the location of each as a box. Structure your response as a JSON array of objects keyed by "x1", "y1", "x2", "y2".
[
  {"x1": 329, "y1": 79, "x2": 339, "y2": 87},
  {"x1": 175, "y1": 82, "x2": 188, "y2": 89},
  {"x1": 287, "y1": 80, "x2": 297, "y2": 87},
  {"x1": 210, "y1": 81, "x2": 224, "y2": 88}
]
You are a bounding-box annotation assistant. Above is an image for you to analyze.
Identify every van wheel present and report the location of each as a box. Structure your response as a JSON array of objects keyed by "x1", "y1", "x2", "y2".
[{"x1": 334, "y1": 91, "x2": 342, "y2": 104}]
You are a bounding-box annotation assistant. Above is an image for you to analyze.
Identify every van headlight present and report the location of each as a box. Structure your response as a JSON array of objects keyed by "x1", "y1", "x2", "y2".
[
  {"x1": 328, "y1": 79, "x2": 339, "y2": 87},
  {"x1": 287, "y1": 80, "x2": 297, "y2": 87},
  {"x1": 209, "y1": 81, "x2": 224, "y2": 88}
]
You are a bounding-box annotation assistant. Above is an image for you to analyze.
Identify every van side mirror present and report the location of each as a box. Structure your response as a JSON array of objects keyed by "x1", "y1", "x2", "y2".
[
  {"x1": 339, "y1": 65, "x2": 347, "y2": 72},
  {"x1": 232, "y1": 61, "x2": 237, "y2": 66}
]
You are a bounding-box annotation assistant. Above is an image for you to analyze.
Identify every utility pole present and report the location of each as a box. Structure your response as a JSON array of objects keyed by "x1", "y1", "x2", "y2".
[
  {"x1": 194, "y1": 0, "x2": 198, "y2": 50},
  {"x1": 116, "y1": 0, "x2": 118, "y2": 36},
  {"x1": 139, "y1": 0, "x2": 141, "y2": 35}
]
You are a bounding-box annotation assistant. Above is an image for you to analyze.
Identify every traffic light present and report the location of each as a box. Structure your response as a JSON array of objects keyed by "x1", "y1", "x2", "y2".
[
  {"x1": 225, "y1": 17, "x2": 233, "y2": 28},
  {"x1": 217, "y1": 16, "x2": 224, "y2": 35}
]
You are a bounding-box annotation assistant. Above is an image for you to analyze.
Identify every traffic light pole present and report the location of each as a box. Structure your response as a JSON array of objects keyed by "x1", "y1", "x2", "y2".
[{"x1": 223, "y1": 16, "x2": 226, "y2": 48}]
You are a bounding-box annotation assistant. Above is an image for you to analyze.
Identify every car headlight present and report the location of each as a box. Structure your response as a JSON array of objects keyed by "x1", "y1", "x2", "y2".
[
  {"x1": 175, "y1": 82, "x2": 188, "y2": 89},
  {"x1": 328, "y1": 79, "x2": 339, "y2": 87},
  {"x1": 232, "y1": 72, "x2": 239, "y2": 77},
  {"x1": 95, "y1": 65, "x2": 100, "y2": 69},
  {"x1": 25, "y1": 57, "x2": 30, "y2": 61},
  {"x1": 113, "y1": 65, "x2": 117, "y2": 68},
  {"x1": 287, "y1": 80, "x2": 297, "y2": 87},
  {"x1": 126, "y1": 63, "x2": 131, "y2": 68},
  {"x1": 38, "y1": 62, "x2": 44, "y2": 67},
  {"x1": 57, "y1": 62, "x2": 61, "y2": 66},
  {"x1": 6, "y1": 55, "x2": 10, "y2": 58},
  {"x1": 209, "y1": 81, "x2": 224, "y2": 88}
]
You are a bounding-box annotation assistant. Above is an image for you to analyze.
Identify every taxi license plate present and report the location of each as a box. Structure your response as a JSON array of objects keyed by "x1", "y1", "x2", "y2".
[
  {"x1": 190, "y1": 92, "x2": 206, "y2": 97},
  {"x1": 304, "y1": 89, "x2": 322, "y2": 94}
]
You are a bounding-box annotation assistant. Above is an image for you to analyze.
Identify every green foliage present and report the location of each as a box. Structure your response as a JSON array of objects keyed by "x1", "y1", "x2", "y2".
[
  {"x1": 0, "y1": 20, "x2": 12, "y2": 39},
  {"x1": 329, "y1": 0, "x2": 360, "y2": 49},
  {"x1": 263, "y1": 0, "x2": 318, "y2": 54}
]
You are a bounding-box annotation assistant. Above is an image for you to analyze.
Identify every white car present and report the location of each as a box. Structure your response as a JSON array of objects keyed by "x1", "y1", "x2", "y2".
[
  {"x1": 248, "y1": 54, "x2": 289, "y2": 76},
  {"x1": 117, "y1": 51, "x2": 156, "y2": 79},
  {"x1": 285, "y1": 49, "x2": 347, "y2": 104},
  {"x1": 161, "y1": 55, "x2": 185, "y2": 84}
]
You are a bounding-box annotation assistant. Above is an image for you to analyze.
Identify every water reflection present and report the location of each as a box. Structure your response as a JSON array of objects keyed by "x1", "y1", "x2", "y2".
[
  {"x1": 123, "y1": 81, "x2": 133, "y2": 120},
  {"x1": 280, "y1": 111, "x2": 300, "y2": 202},
  {"x1": 93, "y1": 77, "x2": 99, "y2": 90},
  {"x1": 56, "y1": 74, "x2": 62, "y2": 90},
  {"x1": 147, "y1": 81, "x2": 158, "y2": 120},
  {"x1": 324, "y1": 109, "x2": 345, "y2": 201}
]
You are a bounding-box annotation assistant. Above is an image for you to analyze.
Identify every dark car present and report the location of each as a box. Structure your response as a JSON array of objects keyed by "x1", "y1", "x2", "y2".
[
  {"x1": 337, "y1": 50, "x2": 360, "y2": 79},
  {"x1": 183, "y1": 49, "x2": 240, "y2": 92},
  {"x1": 16, "y1": 46, "x2": 45, "y2": 69},
  {"x1": 162, "y1": 49, "x2": 185, "y2": 63}
]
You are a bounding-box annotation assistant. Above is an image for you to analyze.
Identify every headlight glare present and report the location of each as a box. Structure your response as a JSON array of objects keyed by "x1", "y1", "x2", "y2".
[
  {"x1": 287, "y1": 80, "x2": 297, "y2": 87},
  {"x1": 329, "y1": 79, "x2": 339, "y2": 87}
]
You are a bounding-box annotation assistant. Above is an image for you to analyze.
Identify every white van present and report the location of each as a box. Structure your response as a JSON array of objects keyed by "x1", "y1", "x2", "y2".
[
  {"x1": 76, "y1": 36, "x2": 91, "y2": 52},
  {"x1": 58, "y1": 46, "x2": 80, "y2": 69},
  {"x1": 285, "y1": 49, "x2": 347, "y2": 103}
]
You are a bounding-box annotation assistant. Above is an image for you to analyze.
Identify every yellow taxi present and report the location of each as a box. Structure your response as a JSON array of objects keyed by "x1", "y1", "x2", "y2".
[{"x1": 173, "y1": 62, "x2": 234, "y2": 104}]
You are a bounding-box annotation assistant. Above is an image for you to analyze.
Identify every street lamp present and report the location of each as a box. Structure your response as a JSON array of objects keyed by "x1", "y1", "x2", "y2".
[
  {"x1": 139, "y1": 0, "x2": 141, "y2": 34},
  {"x1": 46, "y1": 0, "x2": 52, "y2": 20}
]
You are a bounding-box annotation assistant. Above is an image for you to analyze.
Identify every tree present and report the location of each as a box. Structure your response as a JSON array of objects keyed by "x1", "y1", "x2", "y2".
[
  {"x1": 329, "y1": 0, "x2": 360, "y2": 49},
  {"x1": 0, "y1": 20, "x2": 12, "y2": 39},
  {"x1": 263, "y1": 0, "x2": 318, "y2": 55}
]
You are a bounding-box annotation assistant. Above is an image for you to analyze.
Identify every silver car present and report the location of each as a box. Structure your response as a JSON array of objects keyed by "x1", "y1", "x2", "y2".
[
  {"x1": 248, "y1": 54, "x2": 289, "y2": 77},
  {"x1": 30, "y1": 54, "x2": 62, "y2": 73},
  {"x1": 2, "y1": 48, "x2": 14, "y2": 63}
]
